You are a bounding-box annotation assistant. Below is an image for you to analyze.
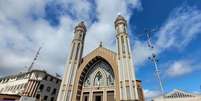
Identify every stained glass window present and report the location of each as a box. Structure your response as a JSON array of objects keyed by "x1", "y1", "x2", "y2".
[
  {"x1": 94, "y1": 71, "x2": 103, "y2": 86},
  {"x1": 83, "y1": 61, "x2": 114, "y2": 87}
]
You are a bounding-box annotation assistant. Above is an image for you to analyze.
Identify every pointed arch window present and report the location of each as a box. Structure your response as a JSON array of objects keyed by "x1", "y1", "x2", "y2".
[
  {"x1": 121, "y1": 36, "x2": 125, "y2": 53},
  {"x1": 70, "y1": 43, "x2": 75, "y2": 60},
  {"x1": 83, "y1": 61, "x2": 115, "y2": 88},
  {"x1": 126, "y1": 36, "x2": 130, "y2": 56},
  {"x1": 118, "y1": 24, "x2": 124, "y2": 33},
  {"x1": 94, "y1": 71, "x2": 103, "y2": 86},
  {"x1": 75, "y1": 43, "x2": 80, "y2": 60},
  {"x1": 117, "y1": 37, "x2": 120, "y2": 54}
]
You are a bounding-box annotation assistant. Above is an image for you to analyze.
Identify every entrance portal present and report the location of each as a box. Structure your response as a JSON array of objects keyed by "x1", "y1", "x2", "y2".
[
  {"x1": 95, "y1": 96, "x2": 101, "y2": 101},
  {"x1": 93, "y1": 92, "x2": 102, "y2": 101},
  {"x1": 80, "y1": 59, "x2": 115, "y2": 101},
  {"x1": 107, "y1": 91, "x2": 114, "y2": 101}
]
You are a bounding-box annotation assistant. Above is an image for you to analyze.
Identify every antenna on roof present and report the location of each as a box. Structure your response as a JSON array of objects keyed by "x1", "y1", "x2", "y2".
[{"x1": 28, "y1": 46, "x2": 42, "y2": 72}]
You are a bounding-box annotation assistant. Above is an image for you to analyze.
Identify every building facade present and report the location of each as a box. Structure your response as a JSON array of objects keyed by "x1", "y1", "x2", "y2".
[
  {"x1": 152, "y1": 89, "x2": 201, "y2": 101},
  {"x1": 0, "y1": 70, "x2": 61, "y2": 101},
  {"x1": 57, "y1": 15, "x2": 144, "y2": 101}
]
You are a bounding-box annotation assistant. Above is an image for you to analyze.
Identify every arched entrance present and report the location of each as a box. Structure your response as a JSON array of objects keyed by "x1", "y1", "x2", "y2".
[
  {"x1": 81, "y1": 59, "x2": 115, "y2": 101},
  {"x1": 72, "y1": 47, "x2": 120, "y2": 101}
]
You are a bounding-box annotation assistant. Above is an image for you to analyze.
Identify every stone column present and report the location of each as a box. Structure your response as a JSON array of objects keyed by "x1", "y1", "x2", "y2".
[
  {"x1": 103, "y1": 90, "x2": 107, "y2": 101},
  {"x1": 89, "y1": 91, "x2": 93, "y2": 101}
]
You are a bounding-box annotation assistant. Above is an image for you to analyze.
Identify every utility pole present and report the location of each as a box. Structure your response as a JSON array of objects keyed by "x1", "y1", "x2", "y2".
[
  {"x1": 145, "y1": 29, "x2": 165, "y2": 96},
  {"x1": 28, "y1": 47, "x2": 42, "y2": 72}
]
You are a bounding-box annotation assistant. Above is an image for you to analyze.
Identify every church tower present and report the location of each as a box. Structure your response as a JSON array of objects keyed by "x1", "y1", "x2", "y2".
[
  {"x1": 115, "y1": 15, "x2": 139, "y2": 100},
  {"x1": 57, "y1": 21, "x2": 87, "y2": 101}
]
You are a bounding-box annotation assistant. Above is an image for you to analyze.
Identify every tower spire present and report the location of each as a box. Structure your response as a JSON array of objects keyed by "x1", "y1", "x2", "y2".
[
  {"x1": 57, "y1": 21, "x2": 87, "y2": 101},
  {"x1": 115, "y1": 15, "x2": 139, "y2": 100}
]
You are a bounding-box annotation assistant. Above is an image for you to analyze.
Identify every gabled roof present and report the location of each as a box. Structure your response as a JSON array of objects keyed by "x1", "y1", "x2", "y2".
[
  {"x1": 81, "y1": 46, "x2": 117, "y2": 61},
  {"x1": 164, "y1": 89, "x2": 197, "y2": 98}
]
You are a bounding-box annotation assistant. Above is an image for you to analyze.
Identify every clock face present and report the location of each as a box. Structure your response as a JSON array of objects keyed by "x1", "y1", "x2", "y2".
[{"x1": 83, "y1": 60, "x2": 114, "y2": 87}]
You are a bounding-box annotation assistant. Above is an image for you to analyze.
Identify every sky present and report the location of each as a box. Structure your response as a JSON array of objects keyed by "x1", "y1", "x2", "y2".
[{"x1": 0, "y1": 0, "x2": 201, "y2": 100}]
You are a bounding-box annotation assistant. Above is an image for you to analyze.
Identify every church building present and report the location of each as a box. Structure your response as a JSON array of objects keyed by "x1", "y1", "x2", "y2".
[{"x1": 57, "y1": 15, "x2": 144, "y2": 101}]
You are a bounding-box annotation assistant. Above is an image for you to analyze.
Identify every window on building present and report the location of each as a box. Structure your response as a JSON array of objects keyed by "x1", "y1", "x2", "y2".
[
  {"x1": 50, "y1": 97, "x2": 54, "y2": 101},
  {"x1": 75, "y1": 43, "x2": 80, "y2": 60},
  {"x1": 56, "y1": 79, "x2": 59, "y2": 84},
  {"x1": 10, "y1": 86, "x2": 12, "y2": 91},
  {"x1": 24, "y1": 83, "x2": 27, "y2": 88},
  {"x1": 43, "y1": 75, "x2": 47, "y2": 80},
  {"x1": 0, "y1": 88, "x2": 4, "y2": 93},
  {"x1": 17, "y1": 85, "x2": 20, "y2": 89},
  {"x1": 7, "y1": 87, "x2": 9, "y2": 91},
  {"x1": 36, "y1": 94, "x2": 40, "y2": 99},
  {"x1": 117, "y1": 37, "x2": 120, "y2": 53},
  {"x1": 95, "y1": 96, "x2": 101, "y2": 101},
  {"x1": 84, "y1": 96, "x2": 88, "y2": 101},
  {"x1": 11, "y1": 86, "x2": 14, "y2": 90},
  {"x1": 14, "y1": 85, "x2": 17, "y2": 90},
  {"x1": 79, "y1": 33, "x2": 82, "y2": 39},
  {"x1": 51, "y1": 88, "x2": 57, "y2": 95},
  {"x1": 50, "y1": 77, "x2": 53, "y2": 81},
  {"x1": 70, "y1": 43, "x2": 75, "y2": 59},
  {"x1": 44, "y1": 96, "x2": 48, "y2": 100},
  {"x1": 20, "y1": 84, "x2": 23, "y2": 89},
  {"x1": 121, "y1": 36, "x2": 125, "y2": 53},
  {"x1": 46, "y1": 86, "x2": 51, "y2": 92},
  {"x1": 94, "y1": 71, "x2": 103, "y2": 86},
  {"x1": 39, "y1": 84, "x2": 44, "y2": 91},
  {"x1": 11, "y1": 86, "x2": 14, "y2": 91}
]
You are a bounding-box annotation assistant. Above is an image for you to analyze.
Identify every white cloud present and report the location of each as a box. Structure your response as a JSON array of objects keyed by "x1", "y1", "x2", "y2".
[
  {"x1": 0, "y1": 0, "x2": 46, "y2": 22},
  {"x1": 165, "y1": 59, "x2": 201, "y2": 77},
  {"x1": 84, "y1": 0, "x2": 141, "y2": 55},
  {"x1": 133, "y1": 5, "x2": 201, "y2": 66},
  {"x1": 0, "y1": 0, "x2": 141, "y2": 76},
  {"x1": 133, "y1": 41, "x2": 153, "y2": 64},
  {"x1": 0, "y1": 0, "x2": 76, "y2": 76},
  {"x1": 156, "y1": 6, "x2": 201, "y2": 49},
  {"x1": 166, "y1": 60, "x2": 192, "y2": 77},
  {"x1": 144, "y1": 89, "x2": 161, "y2": 101}
]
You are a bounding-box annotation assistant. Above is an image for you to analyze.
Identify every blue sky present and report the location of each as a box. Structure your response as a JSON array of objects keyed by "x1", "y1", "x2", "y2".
[
  {"x1": 132, "y1": 0, "x2": 201, "y2": 97},
  {"x1": 0, "y1": 0, "x2": 201, "y2": 100}
]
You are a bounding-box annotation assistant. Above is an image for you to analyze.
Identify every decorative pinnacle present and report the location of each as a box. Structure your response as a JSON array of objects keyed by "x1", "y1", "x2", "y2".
[
  {"x1": 114, "y1": 15, "x2": 127, "y2": 27},
  {"x1": 99, "y1": 42, "x2": 103, "y2": 47},
  {"x1": 75, "y1": 21, "x2": 87, "y2": 32},
  {"x1": 78, "y1": 21, "x2": 85, "y2": 27},
  {"x1": 116, "y1": 14, "x2": 125, "y2": 20}
]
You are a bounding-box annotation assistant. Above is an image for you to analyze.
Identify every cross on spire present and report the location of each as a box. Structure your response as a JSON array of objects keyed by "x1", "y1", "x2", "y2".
[{"x1": 99, "y1": 42, "x2": 103, "y2": 47}]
